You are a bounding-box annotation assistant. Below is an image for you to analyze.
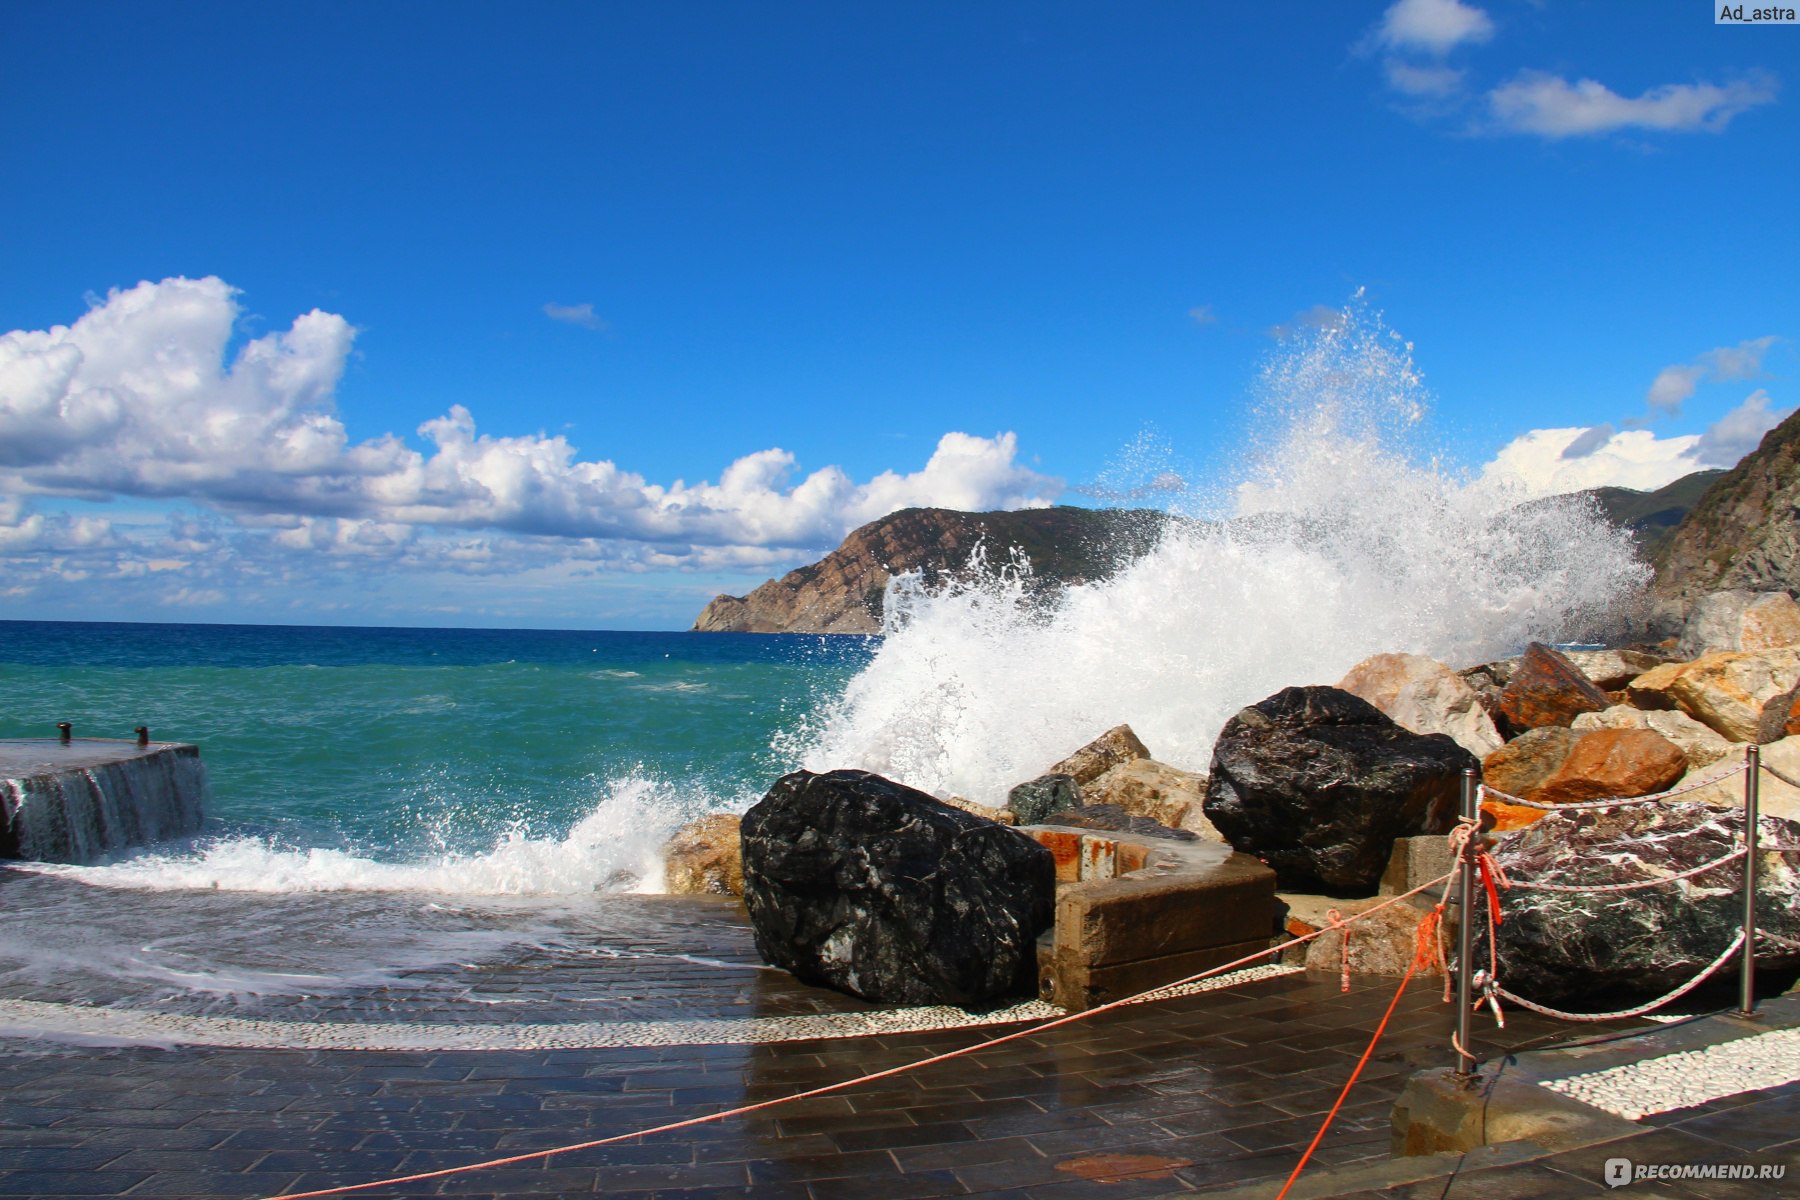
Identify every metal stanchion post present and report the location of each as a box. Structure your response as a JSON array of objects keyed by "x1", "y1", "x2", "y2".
[
  {"x1": 1455, "y1": 767, "x2": 1478, "y2": 1076},
  {"x1": 1741, "y1": 744, "x2": 1761, "y2": 1018}
]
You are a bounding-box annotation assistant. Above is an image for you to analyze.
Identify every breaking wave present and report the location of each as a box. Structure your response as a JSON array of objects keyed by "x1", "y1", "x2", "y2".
[{"x1": 792, "y1": 300, "x2": 1646, "y2": 803}]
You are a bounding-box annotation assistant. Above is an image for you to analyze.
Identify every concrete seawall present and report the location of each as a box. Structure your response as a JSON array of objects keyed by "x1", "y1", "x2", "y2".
[{"x1": 0, "y1": 739, "x2": 207, "y2": 864}]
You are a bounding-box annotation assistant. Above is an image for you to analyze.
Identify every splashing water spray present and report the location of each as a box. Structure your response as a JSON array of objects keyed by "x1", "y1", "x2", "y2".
[{"x1": 791, "y1": 297, "x2": 1647, "y2": 803}]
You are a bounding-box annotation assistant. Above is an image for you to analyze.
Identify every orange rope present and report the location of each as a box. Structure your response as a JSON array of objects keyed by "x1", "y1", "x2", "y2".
[
  {"x1": 1272, "y1": 907, "x2": 1442, "y2": 1200},
  {"x1": 260, "y1": 871, "x2": 1458, "y2": 1200},
  {"x1": 1326, "y1": 907, "x2": 1350, "y2": 993}
]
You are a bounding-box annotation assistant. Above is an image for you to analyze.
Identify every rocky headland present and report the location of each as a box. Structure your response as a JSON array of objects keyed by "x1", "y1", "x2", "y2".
[{"x1": 691, "y1": 505, "x2": 1172, "y2": 634}]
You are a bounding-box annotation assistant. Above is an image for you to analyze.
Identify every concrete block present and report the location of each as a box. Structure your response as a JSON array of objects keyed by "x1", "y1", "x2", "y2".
[
  {"x1": 1037, "y1": 848, "x2": 1278, "y2": 1010},
  {"x1": 1079, "y1": 834, "x2": 1116, "y2": 880},
  {"x1": 1054, "y1": 851, "x2": 1276, "y2": 969},
  {"x1": 1380, "y1": 834, "x2": 1456, "y2": 899}
]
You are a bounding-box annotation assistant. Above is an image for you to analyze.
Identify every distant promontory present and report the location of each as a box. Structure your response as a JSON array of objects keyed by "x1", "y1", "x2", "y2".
[{"x1": 691, "y1": 506, "x2": 1172, "y2": 634}]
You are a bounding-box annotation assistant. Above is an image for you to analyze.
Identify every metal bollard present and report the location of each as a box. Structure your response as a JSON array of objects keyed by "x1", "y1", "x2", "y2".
[
  {"x1": 56, "y1": 722, "x2": 72, "y2": 744},
  {"x1": 1741, "y1": 745, "x2": 1761, "y2": 1017},
  {"x1": 135, "y1": 726, "x2": 150, "y2": 747},
  {"x1": 1455, "y1": 767, "x2": 1478, "y2": 1076}
]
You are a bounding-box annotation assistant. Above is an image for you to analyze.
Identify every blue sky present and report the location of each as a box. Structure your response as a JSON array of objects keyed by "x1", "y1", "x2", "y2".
[{"x1": 2, "y1": 1, "x2": 1795, "y2": 629}]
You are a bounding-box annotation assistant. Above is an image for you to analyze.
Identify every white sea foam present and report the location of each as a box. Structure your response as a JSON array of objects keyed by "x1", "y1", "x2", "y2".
[
  {"x1": 25, "y1": 773, "x2": 699, "y2": 895},
  {"x1": 793, "y1": 302, "x2": 1648, "y2": 804}
]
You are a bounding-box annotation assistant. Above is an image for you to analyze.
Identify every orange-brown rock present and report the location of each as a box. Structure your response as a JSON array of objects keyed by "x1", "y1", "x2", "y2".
[
  {"x1": 1666, "y1": 648, "x2": 1800, "y2": 743},
  {"x1": 1481, "y1": 799, "x2": 1548, "y2": 832},
  {"x1": 1573, "y1": 704, "x2": 1734, "y2": 769},
  {"x1": 1481, "y1": 727, "x2": 1580, "y2": 799},
  {"x1": 1497, "y1": 643, "x2": 1610, "y2": 732},
  {"x1": 662, "y1": 813, "x2": 744, "y2": 897},
  {"x1": 1624, "y1": 660, "x2": 1688, "y2": 710},
  {"x1": 1529, "y1": 728, "x2": 1687, "y2": 807}
]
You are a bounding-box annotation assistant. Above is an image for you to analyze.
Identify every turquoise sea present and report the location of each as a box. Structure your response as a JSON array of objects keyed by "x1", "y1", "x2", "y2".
[
  {"x1": 0, "y1": 621, "x2": 885, "y2": 1009},
  {"x1": 0, "y1": 621, "x2": 874, "y2": 888}
]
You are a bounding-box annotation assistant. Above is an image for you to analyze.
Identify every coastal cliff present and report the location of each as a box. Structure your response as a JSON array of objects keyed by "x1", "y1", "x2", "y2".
[
  {"x1": 692, "y1": 506, "x2": 1171, "y2": 634},
  {"x1": 1650, "y1": 407, "x2": 1800, "y2": 633}
]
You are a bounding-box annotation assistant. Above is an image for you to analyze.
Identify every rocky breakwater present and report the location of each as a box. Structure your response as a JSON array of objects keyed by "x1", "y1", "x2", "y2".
[
  {"x1": 1435, "y1": 620, "x2": 1800, "y2": 1007},
  {"x1": 739, "y1": 769, "x2": 1054, "y2": 1007},
  {"x1": 1007, "y1": 723, "x2": 1218, "y2": 840}
]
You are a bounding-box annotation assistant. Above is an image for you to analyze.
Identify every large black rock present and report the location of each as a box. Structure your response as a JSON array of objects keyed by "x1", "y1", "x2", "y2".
[
  {"x1": 741, "y1": 769, "x2": 1055, "y2": 1007},
  {"x1": 1203, "y1": 686, "x2": 1476, "y2": 893},
  {"x1": 1486, "y1": 802, "x2": 1800, "y2": 1003}
]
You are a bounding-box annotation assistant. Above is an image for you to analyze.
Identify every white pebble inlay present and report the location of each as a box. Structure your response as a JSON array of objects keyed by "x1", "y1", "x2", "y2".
[
  {"x1": 1540, "y1": 1026, "x2": 1800, "y2": 1120},
  {"x1": 0, "y1": 964, "x2": 1300, "y2": 1052}
]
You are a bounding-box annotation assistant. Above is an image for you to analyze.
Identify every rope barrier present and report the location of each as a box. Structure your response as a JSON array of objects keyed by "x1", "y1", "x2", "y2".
[
  {"x1": 1478, "y1": 759, "x2": 1747, "y2": 812},
  {"x1": 1489, "y1": 930, "x2": 1747, "y2": 1023},
  {"x1": 258, "y1": 870, "x2": 1460, "y2": 1200},
  {"x1": 1326, "y1": 907, "x2": 1351, "y2": 993},
  {"x1": 1759, "y1": 760, "x2": 1800, "y2": 791}
]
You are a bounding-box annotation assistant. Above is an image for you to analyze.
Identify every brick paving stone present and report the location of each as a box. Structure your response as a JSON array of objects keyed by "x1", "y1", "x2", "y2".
[
  {"x1": 0, "y1": 1172, "x2": 151, "y2": 1196},
  {"x1": 827, "y1": 1120, "x2": 978, "y2": 1153},
  {"x1": 124, "y1": 1170, "x2": 308, "y2": 1196}
]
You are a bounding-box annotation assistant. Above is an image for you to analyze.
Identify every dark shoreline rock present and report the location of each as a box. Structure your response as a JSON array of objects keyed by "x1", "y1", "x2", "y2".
[
  {"x1": 1487, "y1": 802, "x2": 1800, "y2": 1003},
  {"x1": 740, "y1": 769, "x2": 1055, "y2": 1007},
  {"x1": 1203, "y1": 686, "x2": 1476, "y2": 895}
]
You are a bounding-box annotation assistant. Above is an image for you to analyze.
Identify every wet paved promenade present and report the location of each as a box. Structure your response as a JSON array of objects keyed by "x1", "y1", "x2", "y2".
[{"x1": 2, "y1": 884, "x2": 1795, "y2": 1198}]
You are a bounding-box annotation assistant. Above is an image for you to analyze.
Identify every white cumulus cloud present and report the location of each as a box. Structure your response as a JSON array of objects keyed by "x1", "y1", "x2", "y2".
[
  {"x1": 1, "y1": 277, "x2": 1059, "y2": 553},
  {"x1": 543, "y1": 302, "x2": 607, "y2": 330},
  {"x1": 1647, "y1": 364, "x2": 1707, "y2": 415},
  {"x1": 1483, "y1": 389, "x2": 1794, "y2": 498},
  {"x1": 1384, "y1": 60, "x2": 1466, "y2": 98},
  {"x1": 1481, "y1": 427, "x2": 1704, "y2": 496},
  {"x1": 1487, "y1": 71, "x2": 1778, "y2": 139},
  {"x1": 1694, "y1": 389, "x2": 1788, "y2": 467},
  {"x1": 0, "y1": 276, "x2": 1065, "y2": 615},
  {"x1": 1374, "y1": 0, "x2": 1494, "y2": 56},
  {"x1": 1646, "y1": 337, "x2": 1781, "y2": 417}
]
